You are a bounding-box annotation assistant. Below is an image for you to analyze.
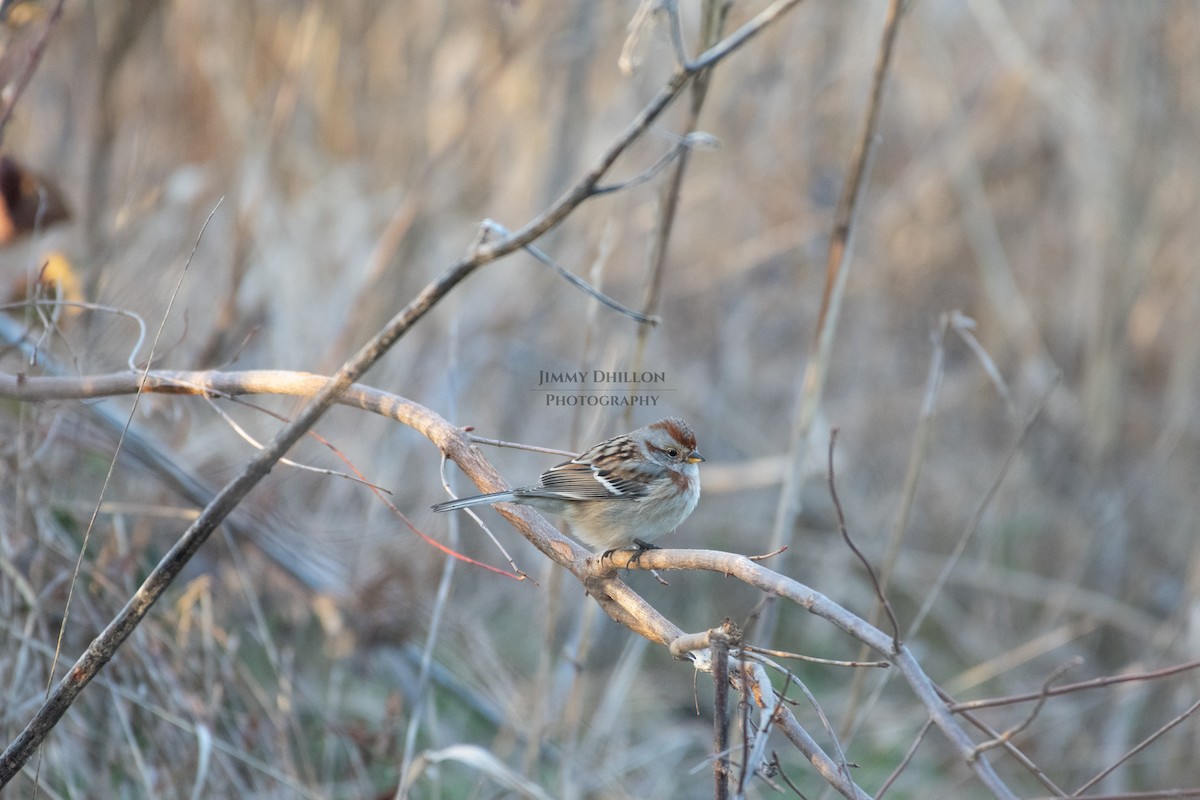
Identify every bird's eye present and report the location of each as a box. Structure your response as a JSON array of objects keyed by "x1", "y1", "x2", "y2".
[{"x1": 666, "y1": 448, "x2": 680, "y2": 459}]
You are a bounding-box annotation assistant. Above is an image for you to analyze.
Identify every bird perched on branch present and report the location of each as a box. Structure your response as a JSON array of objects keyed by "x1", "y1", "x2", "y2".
[{"x1": 433, "y1": 417, "x2": 704, "y2": 555}]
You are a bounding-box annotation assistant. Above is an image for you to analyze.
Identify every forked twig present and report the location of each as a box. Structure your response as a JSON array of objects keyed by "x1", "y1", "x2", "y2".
[
  {"x1": 972, "y1": 658, "x2": 1081, "y2": 756},
  {"x1": 591, "y1": 132, "x2": 719, "y2": 196},
  {"x1": 939, "y1": 685, "x2": 1067, "y2": 796},
  {"x1": 482, "y1": 220, "x2": 657, "y2": 325}
]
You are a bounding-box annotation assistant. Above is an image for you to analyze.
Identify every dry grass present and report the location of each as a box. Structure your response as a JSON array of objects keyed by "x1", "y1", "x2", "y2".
[{"x1": 3, "y1": 0, "x2": 1200, "y2": 797}]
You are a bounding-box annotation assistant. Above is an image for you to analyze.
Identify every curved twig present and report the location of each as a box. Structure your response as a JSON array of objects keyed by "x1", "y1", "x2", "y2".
[{"x1": 827, "y1": 426, "x2": 901, "y2": 651}]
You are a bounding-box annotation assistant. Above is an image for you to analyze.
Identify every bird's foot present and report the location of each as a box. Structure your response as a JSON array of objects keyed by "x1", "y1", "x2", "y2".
[{"x1": 601, "y1": 539, "x2": 660, "y2": 567}]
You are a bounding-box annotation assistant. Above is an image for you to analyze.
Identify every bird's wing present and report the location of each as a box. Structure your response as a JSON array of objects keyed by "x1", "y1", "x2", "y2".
[{"x1": 529, "y1": 460, "x2": 647, "y2": 500}]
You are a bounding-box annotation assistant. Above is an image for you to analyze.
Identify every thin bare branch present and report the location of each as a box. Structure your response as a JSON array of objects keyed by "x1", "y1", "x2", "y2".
[
  {"x1": 1034, "y1": 790, "x2": 1200, "y2": 800},
  {"x1": 1072, "y1": 696, "x2": 1200, "y2": 796},
  {"x1": 876, "y1": 720, "x2": 931, "y2": 800},
  {"x1": 591, "y1": 132, "x2": 718, "y2": 196},
  {"x1": 941, "y1": 686, "x2": 1069, "y2": 797},
  {"x1": 841, "y1": 313, "x2": 952, "y2": 741},
  {"x1": 949, "y1": 310, "x2": 1017, "y2": 417},
  {"x1": 950, "y1": 659, "x2": 1200, "y2": 712},
  {"x1": 743, "y1": 644, "x2": 889, "y2": 669},
  {"x1": 396, "y1": 505, "x2": 463, "y2": 797},
  {"x1": 747, "y1": 545, "x2": 789, "y2": 561},
  {"x1": 972, "y1": 658, "x2": 1081, "y2": 757},
  {"x1": 482, "y1": 220, "x2": 657, "y2": 324},
  {"x1": 783, "y1": 669, "x2": 856, "y2": 790},
  {"x1": 827, "y1": 426, "x2": 901, "y2": 651},
  {"x1": 690, "y1": 0, "x2": 808, "y2": 71},
  {"x1": 467, "y1": 433, "x2": 577, "y2": 458},
  {"x1": 0, "y1": 300, "x2": 148, "y2": 369},
  {"x1": 200, "y1": 395, "x2": 386, "y2": 490}
]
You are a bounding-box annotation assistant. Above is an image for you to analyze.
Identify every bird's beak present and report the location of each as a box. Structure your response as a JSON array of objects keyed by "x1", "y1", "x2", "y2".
[{"x1": 687, "y1": 451, "x2": 705, "y2": 464}]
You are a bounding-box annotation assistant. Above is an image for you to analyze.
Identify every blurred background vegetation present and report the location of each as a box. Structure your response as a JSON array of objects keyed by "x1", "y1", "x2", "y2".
[{"x1": 2, "y1": 0, "x2": 1200, "y2": 797}]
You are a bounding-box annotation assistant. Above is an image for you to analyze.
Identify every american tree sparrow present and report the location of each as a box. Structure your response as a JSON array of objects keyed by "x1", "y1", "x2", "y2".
[{"x1": 433, "y1": 417, "x2": 704, "y2": 554}]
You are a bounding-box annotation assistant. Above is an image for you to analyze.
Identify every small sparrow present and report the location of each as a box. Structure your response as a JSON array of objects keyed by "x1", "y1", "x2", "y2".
[{"x1": 433, "y1": 417, "x2": 704, "y2": 554}]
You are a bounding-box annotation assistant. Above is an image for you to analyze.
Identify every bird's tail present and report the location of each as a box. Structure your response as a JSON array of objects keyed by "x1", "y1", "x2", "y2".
[{"x1": 431, "y1": 491, "x2": 517, "y2": 513}]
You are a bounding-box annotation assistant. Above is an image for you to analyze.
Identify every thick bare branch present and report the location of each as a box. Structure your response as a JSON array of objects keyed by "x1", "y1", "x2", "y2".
[
  {"x1": 1, "y1": 369, "x2": 1015, "y2": 797},
  {"x1": 0, "y1": 359, "x2": 1019, "y2": 796}
]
